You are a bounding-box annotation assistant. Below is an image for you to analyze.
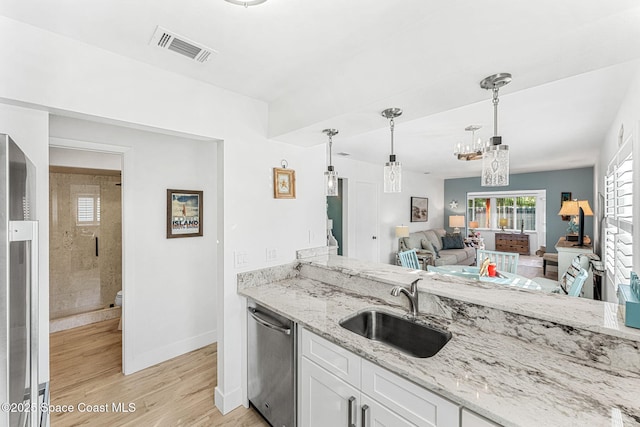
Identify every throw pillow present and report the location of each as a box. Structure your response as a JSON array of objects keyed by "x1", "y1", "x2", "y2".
[
  {"x1": 421, "y1": 238, "x2": 439, "y2": 258},
  {"x1": 560, "y1": 256, "x2": 583, "y2": 294},
  {"x1": 441, "y1": 234, "x2": 464, "y2": 250}
]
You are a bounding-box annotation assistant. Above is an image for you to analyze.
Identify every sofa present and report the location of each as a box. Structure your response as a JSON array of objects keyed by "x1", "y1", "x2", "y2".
[{"x1": 399, "y1": 228, "x2": 475, "y2": 267}]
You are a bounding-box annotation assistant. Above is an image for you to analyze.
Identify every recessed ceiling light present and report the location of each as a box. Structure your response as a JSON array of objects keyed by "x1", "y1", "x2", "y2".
[
  {"x1": 224, "y1": 0, "x2": 267, "y2": 7},
  {"x1": 336, "y1": 152, "x2": 351, "y2": 157}
]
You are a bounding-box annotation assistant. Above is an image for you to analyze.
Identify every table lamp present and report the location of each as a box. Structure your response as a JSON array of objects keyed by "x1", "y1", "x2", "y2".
[
  {"x1": 558, "y1": 200, "x2": 593, "y2": 246},
  {"x1": 449, "y1": 215, "x2": 465, "y2": 234},
  {"x1": 469, "y1": 221, "x2": 479, "y2": 236},
  {"x1": 395, "y1": 225, "x2": 409, "y2": 251},
  {"x1": 499, "y1": 218, "x2": 508, "y2": 231}
]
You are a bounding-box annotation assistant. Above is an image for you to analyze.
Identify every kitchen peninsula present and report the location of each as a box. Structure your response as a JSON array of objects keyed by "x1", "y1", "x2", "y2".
[{"x1": 238, "y1": 252, "x2": 640, "y2": 426}]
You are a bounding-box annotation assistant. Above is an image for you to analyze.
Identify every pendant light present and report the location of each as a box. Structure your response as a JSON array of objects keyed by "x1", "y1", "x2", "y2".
[
  {"x1": 480, "y1": 73, "x2": 511, "y2": 187},
  {"x1": 322, "y1": 128, "x2": 339, "y2": 196},
  {"x1": 382, "y1": 107, "x2": 403, "y2": 193}
]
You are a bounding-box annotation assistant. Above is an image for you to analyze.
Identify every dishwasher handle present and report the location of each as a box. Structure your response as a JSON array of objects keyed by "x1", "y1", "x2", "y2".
[{"x1": 247, "y1": 307, "x2": 291, "y2": 335}]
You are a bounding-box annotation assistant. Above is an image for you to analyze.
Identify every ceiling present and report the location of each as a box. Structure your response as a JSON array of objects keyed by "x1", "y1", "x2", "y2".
[{"x1": 2, "y1": 0, "x2": 640, "y2": 178}]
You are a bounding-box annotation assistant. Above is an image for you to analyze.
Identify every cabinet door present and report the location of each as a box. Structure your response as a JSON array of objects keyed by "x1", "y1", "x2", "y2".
[
  {"x1": 300, "y1": 357, "x2": 360, "y2": 427},
  {"x1": 361, "y1": 395, "x2": 417, "y2": 427}
]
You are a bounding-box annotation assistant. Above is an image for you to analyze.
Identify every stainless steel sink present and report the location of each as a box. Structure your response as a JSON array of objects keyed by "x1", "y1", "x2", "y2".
[{"x1": 339, "y1": 310, "x2": 451, "y2": 358}]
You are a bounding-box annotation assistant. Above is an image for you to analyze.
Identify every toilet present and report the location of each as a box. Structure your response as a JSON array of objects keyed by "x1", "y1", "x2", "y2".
[{"x1": 115, "y1": 291, "x2": 123, "y2": 331}]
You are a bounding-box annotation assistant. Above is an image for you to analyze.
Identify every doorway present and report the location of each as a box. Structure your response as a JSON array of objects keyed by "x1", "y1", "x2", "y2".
[
  {"x1": 49, "y1": 161, "x2": 122, "y2": 332},
  {"x1": 327, "y1": 178, "x2": 344, "y2": 255},
  {"x1": 354, "y1": 181, "x2": 379, "y2": 262}
]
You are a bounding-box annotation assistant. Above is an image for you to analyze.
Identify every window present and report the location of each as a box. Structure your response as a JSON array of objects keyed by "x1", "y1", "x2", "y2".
[
  {"x1": 76, "y1": 195, "x2": 100, "y2": 225},
  {"x1": 605, "y1": 138, "x2": 633, "y2": 291},
  {"x1": 467, "y1": 191, "x2": 543, "y2": 232}
]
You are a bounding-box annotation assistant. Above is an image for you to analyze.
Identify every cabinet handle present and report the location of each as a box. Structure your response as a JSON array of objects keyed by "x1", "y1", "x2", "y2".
[
  {"x1": 347, "y1": 396, "x2": 356, "y2": 427},
  {"x1": 361, "y1": 404, "x2": 369, "y2": 427}
]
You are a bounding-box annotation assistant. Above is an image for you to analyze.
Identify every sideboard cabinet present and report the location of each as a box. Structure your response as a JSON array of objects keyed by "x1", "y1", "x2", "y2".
[{"x1": 495, "y1": 233, "x2": 529, "y2": 255}]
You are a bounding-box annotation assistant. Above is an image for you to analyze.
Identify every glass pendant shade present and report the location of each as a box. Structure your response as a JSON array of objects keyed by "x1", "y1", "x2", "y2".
[
  {"x1": 384, "y1": 158, "x2": 402, "y2": 193},
  {"x1": 481, "y1": 144, "x2": 509, "y2": 186},
  {"x1": 325, "y1": 168, "x2": 338, "y2": 196}
]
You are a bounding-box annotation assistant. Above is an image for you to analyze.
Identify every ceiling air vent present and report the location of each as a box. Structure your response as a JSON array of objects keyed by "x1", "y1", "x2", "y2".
[{"x1": 150, "y1": 26, "x2": 216, "y2": 63}]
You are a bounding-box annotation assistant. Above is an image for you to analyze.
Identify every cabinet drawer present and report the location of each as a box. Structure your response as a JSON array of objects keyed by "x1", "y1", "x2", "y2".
[
  {"x1": 301, "y1": 328, "x2": 361, "y2": 387},
  {"x1": 461, "y1": 408, "x2": 501, "y2": 426},
  {"x1": 361, "y1": 359, "x2": 459, "y2": 427}
]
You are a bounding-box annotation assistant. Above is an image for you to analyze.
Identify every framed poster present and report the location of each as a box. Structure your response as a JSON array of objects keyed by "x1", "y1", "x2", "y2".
[
  {"x1": 561, "y1": 191, "x2": 572, "y2": 221},
  {"x1": 411, "y1": 197, "x2": 428, "y2": 222},
  {"x1": 167, "y1": 189, "x2": 203, "y2": 238},
  {"x1": 273, "y1": 168, "x2": 296, "y2": 199}
]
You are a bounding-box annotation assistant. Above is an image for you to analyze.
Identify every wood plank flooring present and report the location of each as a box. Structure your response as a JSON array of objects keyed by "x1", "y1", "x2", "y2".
[{"x1": 49, "y1": 318, "x2": 268, "y2": 426}]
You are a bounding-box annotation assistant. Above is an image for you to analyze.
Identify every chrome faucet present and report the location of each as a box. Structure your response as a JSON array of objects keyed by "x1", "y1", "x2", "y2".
[{"x1": 391, "y1": 278, "x2": 421, "y2": 316}]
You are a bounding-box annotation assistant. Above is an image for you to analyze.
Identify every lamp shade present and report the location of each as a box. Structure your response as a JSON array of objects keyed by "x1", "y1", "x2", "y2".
[
  {"x1": 469, "y1": 221, "x2": 479, "y2": 229},
  {"x1": 449, "y1": 216, "x2": 465, "y2": 228},
  {"x1": 499, "y1": 218, "x2": 509, "y2": 227},
  {"x1": 558, "y1": 200, "x2": 593, "y2": 216},
  {"x1": 395, "y1": 225, "x2": 409, "y2": 238}
]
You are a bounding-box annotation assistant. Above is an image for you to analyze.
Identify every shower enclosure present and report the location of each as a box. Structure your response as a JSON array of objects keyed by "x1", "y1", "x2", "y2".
[{"x1": 49, "y1": 167, "x2": 122, "y2": 332}]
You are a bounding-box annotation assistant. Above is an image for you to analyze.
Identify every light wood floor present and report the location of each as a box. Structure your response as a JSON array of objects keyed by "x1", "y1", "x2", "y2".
[
  {"x1": 49, "y1": 318, "x2": 269, "y2": 426},
  {"x1": 517, "y1": 255, "x2": 558, "y2": 280}
]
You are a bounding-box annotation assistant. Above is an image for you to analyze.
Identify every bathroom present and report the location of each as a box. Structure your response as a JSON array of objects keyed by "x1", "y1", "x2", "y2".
[{"x1": 49, "y1": 147, "x2": 123, "y2": 332}]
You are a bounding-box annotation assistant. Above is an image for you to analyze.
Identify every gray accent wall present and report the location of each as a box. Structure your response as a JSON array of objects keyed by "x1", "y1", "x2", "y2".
[{"x1": 444, "y1": 167, "x2": 594, "y2": 253}]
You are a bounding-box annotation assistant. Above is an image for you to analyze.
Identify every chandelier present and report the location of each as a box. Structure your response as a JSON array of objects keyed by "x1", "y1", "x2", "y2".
[
  {"x1": 454, "y1": 125, "x2": 485, "y2": 161},
  {"x1": 480, "y1": 73, "x2": 511, "y2": 187}
]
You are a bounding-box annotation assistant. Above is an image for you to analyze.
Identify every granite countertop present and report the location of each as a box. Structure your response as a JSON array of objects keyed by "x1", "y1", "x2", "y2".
[{"x1": 238, "y1": 256, "x2": 640, "y2": 427}]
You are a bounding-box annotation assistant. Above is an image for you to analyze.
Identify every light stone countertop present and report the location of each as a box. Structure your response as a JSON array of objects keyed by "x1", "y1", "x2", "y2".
[
  {"x1": 301, "y1": 255, "x2": 640, "y2": 343},
  {"x1": 238, "y1": 255, "x2": 640, "y2": 427}
]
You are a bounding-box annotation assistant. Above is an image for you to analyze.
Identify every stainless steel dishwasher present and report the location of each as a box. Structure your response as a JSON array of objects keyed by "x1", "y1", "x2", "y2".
[{"x1": 247, "y1": 301, "x2": 296, "y2": 427}]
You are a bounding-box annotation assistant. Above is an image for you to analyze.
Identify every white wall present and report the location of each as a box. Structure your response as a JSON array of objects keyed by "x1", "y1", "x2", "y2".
[
  {"x1": 0, "y1": 15, "x2": 326, "y2": 414},
  {"x1": 334, "y1": 156, "x2": 445, "y2": 264},
  {"x1": 596, "y1": 66, "x2": 640, "y2": 302},
  {"x1": 50, "y1": 146, "x2": 122, "y2": 170},
  {"x1": 0, "y1": 103, "x2": 50, "y2": 383},
  {"x1": 50, "y1": 116, "x2": 219, "y2": 374}
]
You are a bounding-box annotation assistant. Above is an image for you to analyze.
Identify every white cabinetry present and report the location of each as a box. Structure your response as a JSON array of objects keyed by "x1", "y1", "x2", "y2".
[
  {"x1": 299, "y1": 328, "x2": 460, "y2": 427},
  {"x1": 300, "y1": 357, "x2": 361, "y2": 427}
]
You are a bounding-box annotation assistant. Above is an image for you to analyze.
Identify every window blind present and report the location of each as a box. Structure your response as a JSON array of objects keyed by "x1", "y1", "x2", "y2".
[{"x1": 605, "y1": 142, "x2": 633, "y2": 290}]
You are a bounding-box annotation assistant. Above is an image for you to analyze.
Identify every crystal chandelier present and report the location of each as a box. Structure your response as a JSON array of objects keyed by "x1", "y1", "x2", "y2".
[
  {"x1": 480, "y1": 73, "x2": 511, "y2": 187},
  {"x1": 454, "y1": 125, "x2": 485, "y2": 161},
  {"x1": 322, "y1": 128, "x2": 339, "y2": 196},
  {"x1": 382, "y1": 107, "x2": 403, "y2": 193}
]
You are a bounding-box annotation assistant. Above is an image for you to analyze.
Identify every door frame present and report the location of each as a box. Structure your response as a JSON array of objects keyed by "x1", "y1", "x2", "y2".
[{"x1": 49, "y1": 137, "x2": 131, "y2": 372}]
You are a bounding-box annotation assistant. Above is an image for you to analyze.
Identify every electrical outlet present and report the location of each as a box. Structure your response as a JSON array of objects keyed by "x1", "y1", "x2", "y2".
[
  {"x1": 234, "y1": 250, "x2": 249, "y2": 268},
  {"x1": 266, "y1": 248, "x2": 278, "y2": 262}
]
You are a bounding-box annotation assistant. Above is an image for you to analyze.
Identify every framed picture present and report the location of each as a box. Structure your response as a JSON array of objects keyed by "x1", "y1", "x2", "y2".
[
  {"x1": 167, "y1": 189, "x2": 203, "y2": 238},
  {"x1": 561, "y1": 192, "x2": 572, "y2": 221},
  {"x1": 411, "y1": 197, "x2": 428, "y2": 222},
  {"x1": 273, "y1": 168, "x2": 296, "y2": 199}
]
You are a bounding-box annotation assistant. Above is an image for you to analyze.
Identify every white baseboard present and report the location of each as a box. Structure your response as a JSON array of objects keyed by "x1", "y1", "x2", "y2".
[
  {"x1": 214, "y1": 385, "x2": 244, "y2": 415},
  {"x1": 124, "y1": 329, "x2": 216, "y2": 375}
]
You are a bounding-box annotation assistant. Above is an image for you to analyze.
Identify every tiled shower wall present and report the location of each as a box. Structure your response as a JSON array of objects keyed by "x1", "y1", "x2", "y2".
[{"x1": 49, "y1": 169, "x2": 122, "y2": 319}]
